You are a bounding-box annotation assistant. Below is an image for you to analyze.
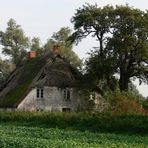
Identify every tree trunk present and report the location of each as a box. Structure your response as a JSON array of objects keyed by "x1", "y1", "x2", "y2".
[
  {"x1": 99, "y1": 38, "x2": 104, "y2": 57},
  {"x1": 119, "y1": 70, "x2": 129, "y2": 91}
]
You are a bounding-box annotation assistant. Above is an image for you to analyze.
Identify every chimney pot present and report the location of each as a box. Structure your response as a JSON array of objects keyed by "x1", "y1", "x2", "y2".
[
  {"x1": 53, "y1": 45, "x2": 60, "y2": 55},
  {"x1": 28, "y1": 51, "x2": 37, "y2": 60}
]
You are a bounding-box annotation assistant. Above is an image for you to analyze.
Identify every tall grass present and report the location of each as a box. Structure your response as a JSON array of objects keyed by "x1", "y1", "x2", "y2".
[{"x1": 0, "y1": 112, "x2": 147, "y2": 134}]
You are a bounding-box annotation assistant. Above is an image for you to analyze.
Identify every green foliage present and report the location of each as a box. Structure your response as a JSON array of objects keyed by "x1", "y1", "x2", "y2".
[
  {"x1": 105, "y1": 91, "x2": 145, "y2": 114},
  {"x1": 83, "y1": 51, "x2": 118, "y2": 92},
  {"x1": 0, "y1": 112, "x2": 147, "y2": 134},
  {"x1": 129, "y1": 82, "x2": 145, "y2": 99},
  {"x1": 0, "y1": 112, "x2": 147, "y2": 146},
  {"x1": 0, "y1": 121, "x2": 147, "y2": 148},
  {"x1": 71, "y1": 4, "x2": 148, "y2": 91},
  {"x1": 78, "y1": 90, "x2": 96, "y2": 111},
  {"x1": 108, "y1": 6, "x2": 148, "y2": 90},
  {"x1": 0, "y1": 58, "x2": 15, "y2": 84},
  {"x1": 30, "y1": 37, "x2": 42, "y2": 53},
  {"x1": 0, "y1": 19, "x2": 29, "y2": 66},
  {"x1": 142, "y1": 99, "x2": 148, "y2": 110},
  {"x1": 44, "y1": 27, "x2": 82, "y2": 68}
]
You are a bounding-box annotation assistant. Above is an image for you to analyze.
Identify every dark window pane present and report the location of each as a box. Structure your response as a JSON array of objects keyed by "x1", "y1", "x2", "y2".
[
  {"x1": 67, "y1": 90, "x2": 70, "y2": 100},
  {"x1": 37, "y1": 88, "x2": 44, "y2": 98},
  {"x1": 37, "y1": 89, "x2": 40, "y2": 98},
  {"x1": 41, "y1": 89, "x2": 44, "y2": 98},
  {"x1": 63, "y1": 89, "x2": 66, "y2": 99},
  {"x1": 62, "y1": 108, "x2": 71, "y2": 112}
]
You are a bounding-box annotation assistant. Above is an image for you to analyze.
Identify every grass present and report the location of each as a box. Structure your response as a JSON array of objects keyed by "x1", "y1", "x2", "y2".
[
  {"x1": 0, "y1": 112, "x2": 147, "y2": 147},
  {"x1": 0, "y1": 112, "x2": 147, "y2": 134}
]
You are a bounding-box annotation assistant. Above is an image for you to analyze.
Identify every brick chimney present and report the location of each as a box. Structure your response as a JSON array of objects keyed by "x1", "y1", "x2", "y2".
[
  {"x1": 28, "y1": 51, "x2": 37, "y2": 60},
  {"x1": 52, "y1": 45, "x2": 60, "y2": 55}
]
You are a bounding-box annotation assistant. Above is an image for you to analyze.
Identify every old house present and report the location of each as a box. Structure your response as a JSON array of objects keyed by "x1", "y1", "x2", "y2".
[{"x1": 0, "y1": 46, "x2": 85, "y2": 112}]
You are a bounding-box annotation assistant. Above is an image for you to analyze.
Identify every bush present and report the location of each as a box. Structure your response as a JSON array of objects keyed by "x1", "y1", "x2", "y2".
[
  {"x1": 142, "y1": 99, "x2": 148, "y2": 109},
  {"x1": 0, "y1": 112, "x2": 147, "y2": 134},
  {"x1": 105, "y1": 91, "x2": 145, "y2": 115}
]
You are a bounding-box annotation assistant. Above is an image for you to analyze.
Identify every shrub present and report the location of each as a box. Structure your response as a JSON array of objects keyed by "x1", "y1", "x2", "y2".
[
  {"x1": 105, "y1": 91, "x2": 145, "y2": 115},
  {"x1": 142, "y1": 99, "x2": 148, "y2": 109},
  {"x1": 0, "y1": 112, "x2": 147, "y2": 134}
]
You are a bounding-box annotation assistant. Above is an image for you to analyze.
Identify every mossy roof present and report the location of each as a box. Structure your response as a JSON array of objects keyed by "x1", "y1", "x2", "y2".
[{"x1": 0, "y1": 53, "x2": 81, "y2": 108}]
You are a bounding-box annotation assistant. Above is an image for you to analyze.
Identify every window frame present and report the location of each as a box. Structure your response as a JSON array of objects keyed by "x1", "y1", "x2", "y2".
[
  {"x1": 63, "y1": 88, "x2": 71, "y2": 101},
  {"x1": 62, "y1": 108, "x2": 71, "y2": 112},
  {"x1": 36, "y1": 88, "x2": 44, "y2": 99}
]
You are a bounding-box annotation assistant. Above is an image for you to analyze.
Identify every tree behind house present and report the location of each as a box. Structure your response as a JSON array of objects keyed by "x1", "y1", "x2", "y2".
[
  {"x1": 0, "y1": 58, "x2": 15, "y2": 84},
  {"x1": 71, "y1": 4, "x2": 148, "y2": 91},
  {"x1": 30, "y1": 37, "x2": 43, "y2": 54},
  {"x1": 0, "y1": 19, "x2": 29, "y2": 66},
  {"x1": 44, "y1": 27, "x2": 82, "y2": 68}
]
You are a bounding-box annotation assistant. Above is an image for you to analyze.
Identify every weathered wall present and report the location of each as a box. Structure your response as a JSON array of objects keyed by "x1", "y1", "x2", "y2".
[{"x1": 17, "y1": 87, "x2": 82, "y2": 112}]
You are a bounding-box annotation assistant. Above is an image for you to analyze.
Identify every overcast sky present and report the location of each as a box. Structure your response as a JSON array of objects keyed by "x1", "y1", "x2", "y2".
[{"x1": 0, "y1": 0, "x2": 148, "y2": 97}]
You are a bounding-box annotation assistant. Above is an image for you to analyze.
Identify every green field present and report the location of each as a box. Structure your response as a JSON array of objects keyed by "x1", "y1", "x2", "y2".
[
  {"x1": 0, "y1": 122, "x2": 148, "y2": 148},
  {"x1": 0, "y1": 112, "x2": 147, "y2": 148}
]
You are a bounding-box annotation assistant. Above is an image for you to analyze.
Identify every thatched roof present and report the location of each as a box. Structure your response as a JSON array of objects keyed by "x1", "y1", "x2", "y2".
[
  {"x1": 0, "y1": 52, "x2": 81, "y2": 107},
  {"x1": 33, "y1": 56, "x2": 80, "y2": 88}
]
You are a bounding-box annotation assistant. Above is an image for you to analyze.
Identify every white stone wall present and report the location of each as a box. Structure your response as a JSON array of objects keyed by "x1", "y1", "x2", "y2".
[{"x1": 17, "y1": 86, "x2": 82, "y2": 112}]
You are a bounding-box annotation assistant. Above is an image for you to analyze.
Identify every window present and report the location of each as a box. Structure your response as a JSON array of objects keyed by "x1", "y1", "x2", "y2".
[
  {"x1": 36, "y1": 88, "x2": 44, "y2": 99},
  {"x1": 37, "y1": 89, "x2": 40, "y2": 98},
  {"x1": 62, "y1": 108, "x2": 71, "y2": 112},
  {"x1": 90, "y1": 92, "x2": 96, "y2": 100},
  {"x1": 40, "y1": 89, "x2": 44, "y2": 98},
  {"x1": 67, "y1": 90, "x2": 70, "y2": 100},
  {"x1": 63, "y1": 88, "x2": 71, "y2": 100},
  {"x1": 63, "y1": 89, "x2": 66, "y2": 99}
]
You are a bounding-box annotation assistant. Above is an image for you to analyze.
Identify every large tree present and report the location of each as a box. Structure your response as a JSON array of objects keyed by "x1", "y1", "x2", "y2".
[
  {"x1": 0, "y1": 19, "x2": 29, "y2": 66},
  {"x1": 30, "y1": 37, "x2": 42, "y2": 53},
  {"x1": 71, "y1": 4, "x2": 148, "y2": 91},
  {"x1": 108, "y1": 6, "x2": 148, "y2": 91},
  {"x1": 44, "y1": 27, "x2": 82, "y2": 68}
]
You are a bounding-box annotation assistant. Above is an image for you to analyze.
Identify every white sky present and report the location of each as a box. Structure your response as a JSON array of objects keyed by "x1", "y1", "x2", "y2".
[{"x1": 0, "y1": 0, "x2": 148, "y2": 97}]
